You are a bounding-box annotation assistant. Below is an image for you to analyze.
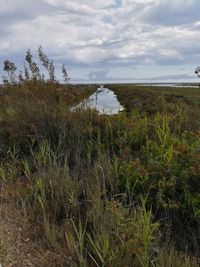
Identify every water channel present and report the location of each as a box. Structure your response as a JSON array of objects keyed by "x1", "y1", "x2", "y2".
[{"x1": 72, "y1": 86, "x2": 124, "y2": 115}]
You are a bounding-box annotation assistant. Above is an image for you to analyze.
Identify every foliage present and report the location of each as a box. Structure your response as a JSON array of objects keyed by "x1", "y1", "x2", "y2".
[{"x1": 0, "y1": 54, "x2": 200, "y2": 266}]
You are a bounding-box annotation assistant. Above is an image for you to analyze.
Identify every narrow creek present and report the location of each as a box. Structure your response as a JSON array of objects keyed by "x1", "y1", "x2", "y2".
[{"x1": 71, "y1": 86, "x2": 124, "y2": 115}]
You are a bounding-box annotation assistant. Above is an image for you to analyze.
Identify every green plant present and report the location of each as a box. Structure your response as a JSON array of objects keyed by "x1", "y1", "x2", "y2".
[
  {"x1": 137, "y1": 199, "x2": 159, "y2": 267},
  {"x1": 72, "y1": 218, "x2": 87, "y2": 267}
]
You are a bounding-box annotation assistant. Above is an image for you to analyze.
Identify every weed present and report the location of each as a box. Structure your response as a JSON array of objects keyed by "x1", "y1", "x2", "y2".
[{"x1": 0, "y1": 52, "x2": 200, "y2": 266}]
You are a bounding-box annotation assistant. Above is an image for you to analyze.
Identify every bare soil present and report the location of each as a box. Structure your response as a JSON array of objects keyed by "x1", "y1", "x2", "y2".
[{"x1": 0, "y1": 185, "x2": 40, "y2": 267}]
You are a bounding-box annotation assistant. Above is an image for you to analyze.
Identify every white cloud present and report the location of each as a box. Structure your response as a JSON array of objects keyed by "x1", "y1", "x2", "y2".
[
  {"x1": 0, "y1": 0, "x2": 200, "y2": 75},
  {"x1": 42, "y1": 0, "x2": 115, "y2": 9}
]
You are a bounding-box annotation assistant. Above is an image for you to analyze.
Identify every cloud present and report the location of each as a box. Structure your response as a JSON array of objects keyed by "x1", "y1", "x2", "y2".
[
  {"x1": 142, "y1": 73, "x2": 195, "y2": 80},
  {"x1": 72, "y1": 73, "x2": 196, "y2": 83},
  {"x1": 0, "y1": 0, "x2": 200, "y2": 79},
  {"x1": 88, "y1": 69, "x2": 109, "y2": 80},
  {"x1": 145, "y1": 0, "x2": 200, "y2": 26},
  {"x1": 43, "y1": 0, "x2": 115, "y2": 10}
]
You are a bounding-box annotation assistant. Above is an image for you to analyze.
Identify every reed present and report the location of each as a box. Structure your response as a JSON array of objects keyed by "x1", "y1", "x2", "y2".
[{"x1": 0, "y1": 50, "x2": 200, "y2": 266}]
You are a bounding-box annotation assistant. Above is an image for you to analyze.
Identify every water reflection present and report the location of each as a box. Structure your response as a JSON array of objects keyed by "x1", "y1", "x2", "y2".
[{"x1": 72, "y1": 86, "x2": 124, "y2": 115}]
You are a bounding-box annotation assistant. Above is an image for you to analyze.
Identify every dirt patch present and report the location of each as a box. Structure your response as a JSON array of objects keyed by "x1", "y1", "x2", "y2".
[{"x1": 0, "y1": 185, "x2": 44, "y2": 267}]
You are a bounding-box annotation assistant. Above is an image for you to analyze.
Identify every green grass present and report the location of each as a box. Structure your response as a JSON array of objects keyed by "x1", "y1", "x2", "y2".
[
  {"x1": 0, "y1": 50, "x2": 200, "y2": 266},
  {"x1": 106, "y1": 83, "x2": 200, "y2": 104}
]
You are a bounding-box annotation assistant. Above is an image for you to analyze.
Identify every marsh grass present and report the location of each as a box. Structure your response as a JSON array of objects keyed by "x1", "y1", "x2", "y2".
[
  {"x1": 0, "y1": 231, "x2": 8, "y2": 264},
  {"x1": 0, "y1": 51, "x2": 200, "y2": 266}
]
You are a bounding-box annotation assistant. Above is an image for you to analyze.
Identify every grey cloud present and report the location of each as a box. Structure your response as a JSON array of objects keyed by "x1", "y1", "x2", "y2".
[
  {"x1": 88, "y1": 69, "x2": 109, "y2": 80},
  {"x1": 72, "y1": 73, "x2": 196, "y2": 83},
  {"x1": 0, "y1": 0, "x2": 200, "y2": 74},
  {"x1": 143, "y1": 73, "x2": 195, "y2": 80},
  {"x1": 145, "y1": 0, "x2": 200, "y2": 26},
  {"x1": 0, "y1": 0, "x2": 56, "y2": 20}
]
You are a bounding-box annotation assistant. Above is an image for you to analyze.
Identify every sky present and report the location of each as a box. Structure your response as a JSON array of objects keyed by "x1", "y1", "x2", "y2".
[{"x1": 0, "y1": 0, "x2": 200, "y2": 83}]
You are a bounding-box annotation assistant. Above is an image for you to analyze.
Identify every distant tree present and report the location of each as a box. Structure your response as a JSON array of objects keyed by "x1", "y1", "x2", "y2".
[
  {"x1": 2, "y1": 47, "x2": 70, "y2": 85},
  {"x1": 62, "y1": 64, "x2": 70, "y2": 83},
  {"x1": 25, "y1": 49, "x2": 41, "y2": 80},
  {"x1": 3, "y1": 60, "x2": 17, "y2": 84},
  {"x1": 38, "y1": 46, "x2": 56, "y2": 82},
  {"x1": 195, "y1": 66, "x2": 200, "y2": 87}
]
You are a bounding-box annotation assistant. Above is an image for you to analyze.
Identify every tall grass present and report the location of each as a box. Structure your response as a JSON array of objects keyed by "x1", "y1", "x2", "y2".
[{"x1": 0, "y1": 50, "x2": 200, "y2": 266}]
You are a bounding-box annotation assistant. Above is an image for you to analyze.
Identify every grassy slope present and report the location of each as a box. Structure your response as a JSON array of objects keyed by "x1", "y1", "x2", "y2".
[
  {"x1": 106, "y1": 83, "x2": 200, "y2": 104},
  {"x1": 1, "y1": 82, "x2": 200, "y2": 266}
]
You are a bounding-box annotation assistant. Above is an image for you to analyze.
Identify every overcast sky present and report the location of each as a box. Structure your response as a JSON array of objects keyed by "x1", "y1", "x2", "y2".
[{"x1": 0, "y1": 0, "x2": 200, "y2": 82}]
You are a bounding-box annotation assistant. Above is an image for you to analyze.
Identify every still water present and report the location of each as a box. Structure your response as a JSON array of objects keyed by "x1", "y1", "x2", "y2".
[{"x1": 72, "y1": 86, "x2": 124, "y2": 115}]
